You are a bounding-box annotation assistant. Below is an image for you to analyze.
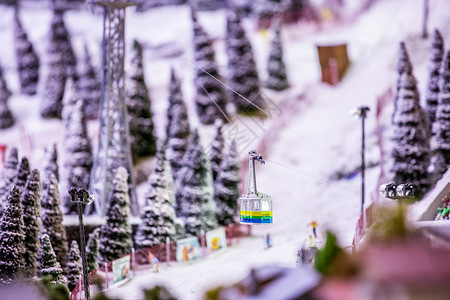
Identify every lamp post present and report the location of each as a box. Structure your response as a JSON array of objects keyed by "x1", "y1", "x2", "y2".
[
  {"x1": 351, "y1": 106, "x2": 370, "y2": 224},
  {"x1": 69, "y1": 188, "x2": 94, "y2": 300},
  {"x1": 379, "y1": 183, "x2": 416, "y2": 204}
]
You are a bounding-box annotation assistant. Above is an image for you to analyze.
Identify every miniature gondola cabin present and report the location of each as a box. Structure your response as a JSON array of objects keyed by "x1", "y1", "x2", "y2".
[{"x1": 240, "y1": 150, "x2": 273, "y2": 224}]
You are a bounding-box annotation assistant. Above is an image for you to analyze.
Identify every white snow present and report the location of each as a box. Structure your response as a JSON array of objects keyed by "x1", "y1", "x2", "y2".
[{"x1": 0, "y1": 0, "x2": 449, "y2": 299}]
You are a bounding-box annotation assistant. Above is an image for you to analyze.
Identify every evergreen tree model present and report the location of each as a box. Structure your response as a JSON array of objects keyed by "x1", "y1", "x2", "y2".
[
  {"x1": 41, "y1": 9, "x2": 77, "y2": 119},
  {"x1": 42, "y1": 144, "x2": 59, "y2": 191},
  {"x1": 393, "y1": 43, "x2": 417, "y2": 119},
  {"x1": 0, "y1": 63, "x2": 14, "y2": 130},
  {"x1": 14, "y1": 156, "x2": 30, "y2": 192},
  {"x1": 98, "y1": 167, "x2": 133, "y2": 264},
  {"x1": 62, "y1": 98, "x2": 93, "y2": 215},
  {"x1": 209, "y1": 120, "x2": 224, "y2": 182},
  {"x1": 135, "y1": 145, "x2": 177, "y2": 249},
  {"x1": 0, "y1": 147, "x2": 18, "y2": 217},
  {"x1": 78, "y1": 44, "x2": 101, "y2": 119},
  {"x1": 176, "y1": 130, "x2": 217, "y2": 236},
  {"x1": 166, "y1": 69, "x2": 191, "y2": 182},
  {"x1": 41, "y1": 174, "x2": 69, "y2": 269},
  {"x1": 38, "y1": 233, "x2": 67, "y2": 286},
  {"x1": 390, "y1": 72, "x2": 431, "y2": 197},
  {"x1": 225, "y1": 9, "x2": 264, "y2": 113},
  {"x1": 266, "y1": 24, "x2": 289, "y2": 90},
  {"x1": 191, "y1": 11, "x2": 229, "y2": 125},
  {"x1": 21, "y1": 169, "x2": 42, "y2": 278},
  {"x1": 13, "y1": 9, "x2": 40, "y2": 96},
  {"x1": 126, "y1": 40, "x2": 157, "y2": 161},
  {"x1": 0, "y1": 186, "x2": 25, "y2": 284},
  {"x1": 0, "y1": 61, "x2": 11, "y2": 99},
  {"x1": 214, "y1": 140, "x2": 240, "y2": 226},
  {"x1": 425, "y1": 29, "x2": 444, "y2": 130},
  {"x1": 252, "y1": 0, "x2": 283, "y2": 19},
  {"x1": 66, "y1": 240, "x2": 82, "y2": 291},
  {"x1": 431, "y1": 50, "x2": 450, "y2": 179},
  {"x1": 86, "y1": 228, "x2": 99, "y2": 273}
]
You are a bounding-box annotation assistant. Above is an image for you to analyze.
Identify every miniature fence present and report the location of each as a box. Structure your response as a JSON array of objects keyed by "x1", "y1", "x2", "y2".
[{"x1": 70, "y1": 223, "x2": 249, "y2": 300}]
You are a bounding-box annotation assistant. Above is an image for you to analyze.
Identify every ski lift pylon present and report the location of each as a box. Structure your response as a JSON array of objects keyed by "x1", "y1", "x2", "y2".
[{"x1": 239, "y1": 150, "x2": 273, "y2": 224}]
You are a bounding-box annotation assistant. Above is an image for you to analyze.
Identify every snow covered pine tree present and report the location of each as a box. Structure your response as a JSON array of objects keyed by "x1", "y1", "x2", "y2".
[
  {"x1": 135, "y1": 144, "x2": 178, "y2": 249},
  {"x1": 209, "y1": 120, "x2": 224, "y2": 182},
  {"x1": 42, "y1": 143, "x2": 59, "y2": 191},
  {"x1": 225, "y1": 8, "x2": 264, "y2": 113},
  {"x1": 21, "y1": 169, "x2": 42, "y2": 278},
  {"x1": 41, "y1": 9, "x2": 77, "y2": 119},
  {"x1": 214, "y1": 140, "x2": 240, "y2": 226},
  {"x1": 41, "y1": 174, "x2": 69, "y2": 269},
  {"x1": 126, "y1": 40, "x2": 157, "y2": 161},
  {"x1": 0, "y1": 147, "x2": 18, "y2": 217},
  {"x1": 391, "y1": 71, "x2": 431, "y2": 197},
  {"x1": 86, "y1": 227, "x2": 100, "y2": 273},
  {"x1": 0, "y1": 63, "x2": 14, "y2": 129},
  {"x1": 61, "y1": 84, "x2": 93, "y2": 215},
  {"x1": 38, "y1": 233, "x2": 68, "y2": 287},
  {"x1": 191, "y1": 9, "x2": 229, "y2": 125},
  {"x1": 98, "y1": 167, "x2": 133, "y2": 264},
  {"x1": 0, "y1": 186, "x2": 25, "y2": 284},
  {"x1": 78, "y1": 44, "x2": 101, "y2": 119},
  {"x1": 13, "y1": 8, "x2": 40, "y2": 96},
  {"x1": 166, "y1": 69, "x2": 191, "y2": 182},
  {"x1": 176, "y1": 130, "x2": 218, "y2": 236},
  {"x1": 14, "y1": 156, "x2": 30, "y2": 192},
  {"x1": 431, "y1": 50, "x2": 450, "y2": 179},
  {"x1": 67, "y1": 240, "x2": 82, "y2": 291},
  {"x1": 266, "y1": 23, "x2": 289, "y2": 90},
  {"x1": 425, "y1": 29, "x2": 444, "y2": 131}
]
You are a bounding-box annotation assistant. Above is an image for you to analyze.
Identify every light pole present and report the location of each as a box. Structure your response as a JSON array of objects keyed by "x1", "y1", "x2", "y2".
[
  {"x1": 379, "y1": 183, "x2": 416, "y2": 205},
  {"x1": 69, "y1": 188, "x2": 94, "y2": 300},
  {"x1": 352, "y1": 106, "x2": 370, "y2": 224}
]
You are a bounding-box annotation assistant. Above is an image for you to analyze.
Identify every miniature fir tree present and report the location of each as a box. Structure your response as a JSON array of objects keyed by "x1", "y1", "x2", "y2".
[
  {"x1": 135, "y1": 145, "x2": 177, "y2": 249},
  {"x1": 98, "y1": 167, "x2": 133, "y2": 264},
  {"x1": 41, "y1": 9, "x2": 77, "y2": 119},
  {"x1": 430, "y1": 50, "x2": 450, "y2": 179},
  {"x1": 214, "y1": 140, "x2": 240, "y2": 226},
  {"x1": 21, "y1": 169, "x2": 42, "y2": 278},
  {"x1": 209, "y1": 120, "x2": 224, "y2": 182},
  {"x1": 191, "y1": 11, "x2": 229, "y2": 125},
  {"x1": 0, "y1": 186, "x2": 25, "y2": 284},
  {"x1": 0, "y1": 147, "x2": 19, "y2": 217},
  {"x1": 176, "y1": 130, "x2": 217, "y2": 236},
  {"x1": 225, "y1": 9, "x2": 264, "y2": 113},
  {"x1": 126, "y1": 40, "x2": 157, "y2": 161},
  {"x1": 14, "y1": 156, "x2": 30, "y2": 192},
  {"x1": 13, "y1": 9, "x2": 40, "y2": 96},
  {"x1": 42, "y1": 144, "x2": 59, "y2": 191},
  {"x1": 166, "y1": 69, "x2": 191, "y2": 182},
  {"x1": 62, "y1": 98, "x2": 93, "y2": 215},
  {"x1": 38, "y1": 233, "x2": 67, "y2": 286},
  {"x1": 252, "y1": 0, "x2": 283, "y2": 19},
  {"x1": 78, "y1": 44, "x2": 101, "y2": 119},
  {"x1": 266, "y1": 24, "x2": 289, "y2": 90},
  {"x1": 86, "y1": 228, "x2": 100, "y2": 273},
  {"x1": 425, "y1": 29, "x2": 444, "y2": 130},
  {"x1": 390, "y1": 72, "x2": 431, "y2": 197},
  {"x1": 41, "y1": 174, "x2": 69, "y2": 269},
  {"x1": 66, "y1": 240, "x2": 82, "y2": 291},
  {"x1": 0, "y1": 63, "x2": 14, "y2": 129}
]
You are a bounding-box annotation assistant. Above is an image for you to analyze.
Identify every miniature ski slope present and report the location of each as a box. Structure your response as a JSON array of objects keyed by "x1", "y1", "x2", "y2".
[
  {"x1": 107, "y1": 1, "x2": 450, "y2": 299},
  {"x1": 0, "y1": 0, "x2": 448, "y2": 299}
]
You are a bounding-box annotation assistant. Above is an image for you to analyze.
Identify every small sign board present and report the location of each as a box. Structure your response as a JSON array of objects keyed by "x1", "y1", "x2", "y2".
[
  {"x1": 112, "y1": 255, "x2": 130, "y2": 284},
  {"x1": 206, "y1": 228, "x2": 227, "y2": 252},
  {"x1": 176, "y1": 237, "x2": 200, "y2": 262}
]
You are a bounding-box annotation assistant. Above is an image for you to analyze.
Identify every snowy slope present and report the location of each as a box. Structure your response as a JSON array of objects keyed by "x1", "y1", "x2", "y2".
[{"x1": 0, "y1": 0, "x2": 449, "y2": 299}]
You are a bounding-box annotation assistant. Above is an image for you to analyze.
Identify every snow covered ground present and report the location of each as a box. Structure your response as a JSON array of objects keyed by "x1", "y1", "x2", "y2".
[{"x1": 0, "y1": 0, "x2": 449, "y2": 299}]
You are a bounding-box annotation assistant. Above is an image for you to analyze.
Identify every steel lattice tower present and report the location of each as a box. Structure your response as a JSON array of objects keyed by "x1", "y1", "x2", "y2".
[{"x1": 87, "y1": 0, "x2": 139, "y2": 216}]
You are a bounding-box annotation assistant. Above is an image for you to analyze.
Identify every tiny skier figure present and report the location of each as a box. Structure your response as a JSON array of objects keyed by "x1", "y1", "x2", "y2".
[
  {"x1": 148, "y1": 252, "x2": 160, "y2": 273},
  {"x1": 266, "y1": 232, "x2": 271, "y2": 248}
]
